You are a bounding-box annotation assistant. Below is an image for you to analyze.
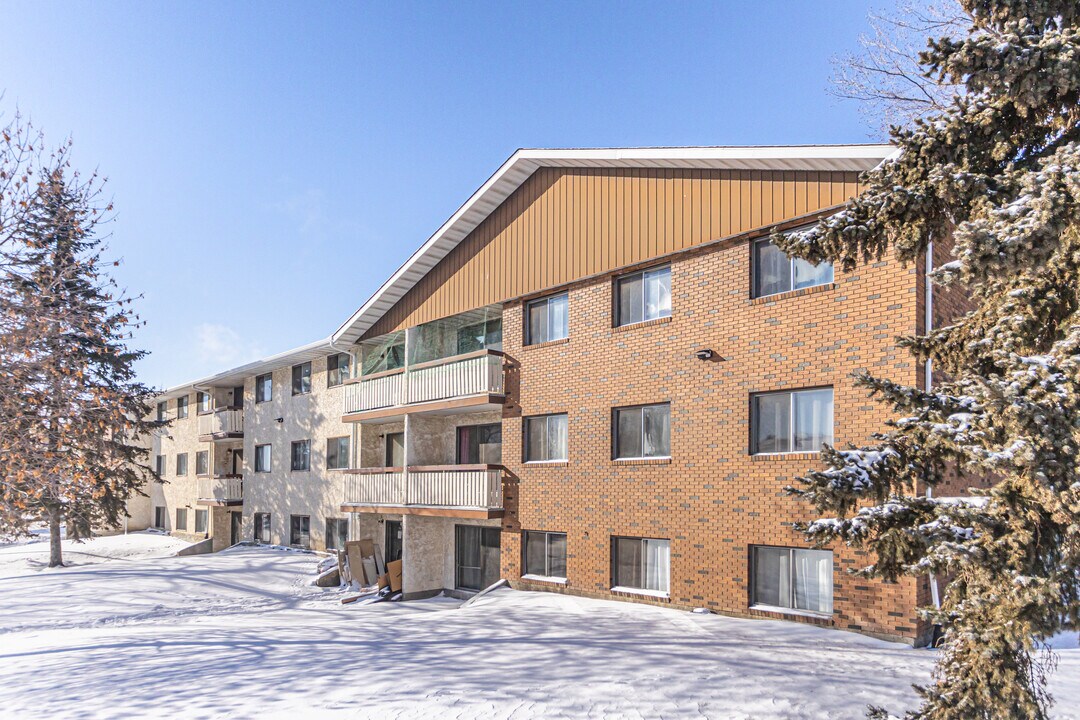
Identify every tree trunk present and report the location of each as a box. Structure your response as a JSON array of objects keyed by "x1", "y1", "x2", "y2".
[{"x1": 48, "y1": 507, "x2": 63, "y2": 568}]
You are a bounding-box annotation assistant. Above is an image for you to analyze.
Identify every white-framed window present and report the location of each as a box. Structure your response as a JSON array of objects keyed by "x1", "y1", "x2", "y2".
[
  {"x1": 326, "y1": 436, "x2": 350, "y2": 470},
  {"x1": 255, "y1": 373, "x2": 272, "y2": 403},
  {"x1": 254, "y1": 444, "x2": 271, "y2": 473},
  {"x1": 613, "y1": 403, "x2": 670, "y2": 459},
  {"x1": 615, "y1": 265, "x2": 671, "y2": 327},
  {"x1": 526, "y1": 293, "x2": 569, "y2": 345},
  {"x1": 175, "y1": 508, "x2": 188, "y2": 531},
  {"x1": 195, "y1": 450, "x2": 209, "y2": 476},
  {"x1": 751, "y1": 387, "x2": 834, "y2": 454},
  {"x1": 612, "y1": 536, "x2": 670, "y2": 595},
  {"x1": 195, "y1": 509, "x2": 208, "y2": 534},
  {"x1": 197, "y1": 391, "x2": 211, "y2": 414},
  {"x1": 524, "y1": 413, "x2": 568, "y2": 463},
  {"x1": 291, "y1": 440, "x2": 311, "y2": 471},
  {"x1": 292, "y1": 362, "x2": 312, "y2": 396},
  {"x1": 327, "y1": 353, "x2": 351, "y2": 388},
  {"x1": 176, "y1": 395, "x2": 189, "y2": 419},
  {"x1": 752, "y1": 237, "x2": 834, "y2": 298},
  {"x1": 175, "y1": 453, "x2": 188, "y2": 476},
  {"x1": 751, "y1": 546, "x2": 833, "y2": 616},
  {"x1": 524, "y1": 531, "x2": 567, "y2": 580},
  {"x1": 254, "y1": 512, "x2": 271, "y2": 543}
]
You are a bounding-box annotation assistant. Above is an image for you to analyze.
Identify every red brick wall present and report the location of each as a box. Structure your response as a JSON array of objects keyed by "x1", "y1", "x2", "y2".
[{"x1": 498, "y1": 234, "x2": 933, "y2": 644}]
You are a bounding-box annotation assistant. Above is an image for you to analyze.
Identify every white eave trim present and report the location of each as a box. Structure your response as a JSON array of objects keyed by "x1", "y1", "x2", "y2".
[{"x1": 332, "y1": 144, "x2": 894, "y2": 346}]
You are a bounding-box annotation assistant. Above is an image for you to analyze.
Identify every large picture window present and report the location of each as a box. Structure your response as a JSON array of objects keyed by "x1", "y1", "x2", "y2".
[
  {"x1": 753, "y1": 238, "x2": 834, "y2": 298},
  {"x1": 615, "y1": 266, "x2": 671, "y2": 327},
  {"x1": 613, "y1": 403, "x2": 670, "y2": 459},
  {"x1": 524, "y1": 531, "x2": 567, "y2": 580},
  {"x1": 612, "y1": 536, "x2": 670, "y2": 594},
  {"x1": 751, "y1": 387, "x2": 834, "y2": 454},
  {"x1": 752, "y1": 546, "x2": 833, "y2": 615},
  {"x1": 524, "y1": 414, "x2": 568, "y2": 463},
  {"x1": 526, "y1": 293, "x2": 569, "y2": 345}
]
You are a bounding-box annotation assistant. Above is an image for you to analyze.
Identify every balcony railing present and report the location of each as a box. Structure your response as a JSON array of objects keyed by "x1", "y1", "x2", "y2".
[
  {"x1": 342, "y1": 465, "x2": 503, "y2": 510},
  {"x1": 344, "y1": 350, "x2": 505, "y2": 415},
  {"x1": 198, "y1": 407, "x2": 244, "y2": 438},
  {"x1": 197, "y1": 475, "x2": 243, "y2": 503}
]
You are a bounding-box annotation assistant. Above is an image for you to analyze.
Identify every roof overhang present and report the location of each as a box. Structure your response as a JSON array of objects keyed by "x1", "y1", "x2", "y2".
[{"x1": 331, "y1": 144, "x2": 894, "y2": 346}]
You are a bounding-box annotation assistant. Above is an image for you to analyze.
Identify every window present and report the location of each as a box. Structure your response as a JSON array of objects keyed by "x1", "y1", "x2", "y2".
[
  {"x1": 753, "y1": 238, "x2": 834, "y2": 298},
  {"x1": 195, "y1": 450, "x2": 209, "y2": 476},
  {"x1": 327, "y1": 436, "x2": 350, "y2": 470},
  {"x1": 456, "y1": 317, "x2": 503, "y2": 355},
  {"x1": 752, "y1": 546, "x2": 833, "y2": 615},
  {"x1": 326, "y1": 518, "x2": 349, "y2": 551},
  {"x1": 154, "y1": 506, "x2": 166, "y2": 529},
  {"x1": 751, "y1": 387, "x2": 834, "y2": 454},
  {"x1": 327, "y1": 353, "x2": 350, "y2": 388},
  {"x1": 526, "y1": 293, "x2": 569, "y2": 345},
  {"x1": 385, "y1": 432, "x2": 405, "y2": 467},
  {"x1": 195, "y1": 509, "x2": 208, "y2": 534},
  {"x1": 255, "y1": 373, "x2": 272, "y2": 403},
  {"x1": 524, "y1": 531, "x2": 567, "y2": 580},
  {"x1": 254, "y1": 512, "x2": 271, "y2": 543},
  {"x1": 455, "y1": 525, "x2": 501, "y2": 591},
  {"x1": 254, "y1": 444, "x2": 271, "y2": 473},
  {"x1": 291, "y1": 440, "x2": 311, "y2": 471},
  {"x1": 615, "y1": 265, "x2": 671, "y2": 327},
  {"x1": 612, "y1": 536, "x2": 670, "y2": 594},
  {"x1": 292, "y1": 362, "x2": 312, "y2": 396},
  {"x1": 175, "y1": 453, "x2": 188, "y2": 476},
  {"x1": 456, "y1": 423, "x2": 502, "y2": 464},
  {"x1": 176, "y1": 395, "x2": 189, "y2": 419},
  {"x1": 175, "y1": 508, "x2": 188, "y2": 531},
  {"x1": 524, "y1": 414, "x2": 568, "y2": 463},
  {"x1": 197, "y1": 391, "x2": 211, "y2": 414},
  {"x1": 613, "y1": 403, "x2": 670, "y2": 459},
  {"x1": 290, "y1": 515, "x2": 311, "y2": 548},
  {"x1": 360, "y1": 332, "x2": 405, "y2": 376},
  {"x1": 156, "y1": 401, "x2": 167, "y2": 422},
  {"x1": 154, "y1": 455, "x2": 165, "y2": 478}
]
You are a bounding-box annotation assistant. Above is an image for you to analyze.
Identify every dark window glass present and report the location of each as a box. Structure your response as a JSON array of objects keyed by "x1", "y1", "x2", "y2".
[
  {"x1": 327, "y1": 437, "x2": 350, "y2": 470},
  {"x1": 385, "y1": 432, "x2": 405, "y2": 467},
  {"x1": 524, "y1": 531, "x2": 567, "y2": 579},
  {"x1": 156, "y1": 401, "x2": 167, "y2": 422},
  {"x1": 524, "y1": 414, "x2": 568, "y2": 462},
  {"x1": 751, "y1": 388, "x2": 833, "y2": 454},
  {"x1": 614, "y1": 404, "x2": 670, "y2": 459},
  {"x1": 255, "y1": 444, "x2": 271, "y2": 472},
  {"x1": 456, "y1": 317, "x2": 503, "y2": 355},
  {"x1": 526, "y1": 293, "x2": 569, "y2": 345},
  {"x1": 752, "y1": 546, "x2": 833, "y2": 614},
  {"x1": 291, "y1": 440, "x2": 311, "y2": 471},
  {"x1": 154, "y1": 506, "x2": 166, "y2": 529},
  {"x1": 327, "y1": 353, "x2": 351, "y2": 387},
  {"x1": 612, "y1": 536, "x2": 670, "y2": 593},
  {"x1": 155, "y1": 455, "x2": 165, "y2": 478},
  {"x1": 175, "y1": 508, "x2": 188, "y2": 531},
  {"x1": 195, "y1": 450, "x2": 209, "y2": 476},
  {"x1": 197, "y1": 391, "x2": 211, "y2": 413},
  {"x1": 292, "y1": 362, "x2": 312, "y2": 396},
  {"x1": 195, "y1": 509, "x2": 208, "y2": 534},
  {"x1": 753, "y1": 238, "x2": 834, "y2": 298},
  {"x1": 456, "y1": 423, "x2": 502, "y2": 464},
  {"x1": 176, "y1": 395, "x2": 189, "y2": 419},
  {"x1": 254, "y1": 513, "x2": 271, "y2": 543},
  {"x1": 455, "y1": 525, "x2": 501, "y2": 591},
  {"x1": 175, "y1": 453, "x2": 188, "y2": 476},
  {"x1": 255, "y1": 374, "x2": 272, "y2": 403},
  {"x1": 616, "y1": 266, "x2": 671, "y2": 327},
  {"x1": 326, "y1": 518, "x2": 349, "y2": 551},
  {"x1": 290, "y1": 515, "x2": 310, "y2": 548}
]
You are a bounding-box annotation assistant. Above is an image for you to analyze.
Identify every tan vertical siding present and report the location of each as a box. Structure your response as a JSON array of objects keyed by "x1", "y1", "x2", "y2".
[{"x1": 363, "y1": 167, "x2": 862, "y2": 339}]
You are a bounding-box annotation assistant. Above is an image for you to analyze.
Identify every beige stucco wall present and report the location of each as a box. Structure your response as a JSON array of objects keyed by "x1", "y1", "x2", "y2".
[{"x1": 240, "y1": 353, "x2": 354, "y2": 551}]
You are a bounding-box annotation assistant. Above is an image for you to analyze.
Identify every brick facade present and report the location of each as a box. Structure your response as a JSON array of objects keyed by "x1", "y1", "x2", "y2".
[{"x1": 499, "y1": 231, "x2": 933, "y2": 644}]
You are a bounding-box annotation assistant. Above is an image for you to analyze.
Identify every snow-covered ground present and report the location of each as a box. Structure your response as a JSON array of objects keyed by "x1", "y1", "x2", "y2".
[
  {"x1": 0, "y1": 546, "x2": 1076, "y2": 719},
  {"x1": 0, "y1": 529, "x2": 191, "y2": 578}
]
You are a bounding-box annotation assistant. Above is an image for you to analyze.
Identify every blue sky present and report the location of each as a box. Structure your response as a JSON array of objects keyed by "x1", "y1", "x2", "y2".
[{"x1": 1, "y1": 1, "x2": 882, "y2": 389}]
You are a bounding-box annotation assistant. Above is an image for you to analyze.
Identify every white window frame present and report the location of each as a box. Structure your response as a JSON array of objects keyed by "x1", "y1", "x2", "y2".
[
  {"x1": 254, "y1": 444, "x2": 272, "y2": 473},
  {"x1": 522, "y1": 530, "x2": 568, "y2": 582},
  {"x1": 615, "y1": 265, "x2": 671, "y2": 327},
  {"x1": 750, "y1": 545, "x2": 834, "y2": 617},
  {"x1": 195, "y1": 450, "x2": 209, "y2": 476},
  {"x1": 611, "y1": 535, "x2": 670, "y2": 597},
  {"x1": 751, "y1": 387, "x2": 834, "y2": 455}
]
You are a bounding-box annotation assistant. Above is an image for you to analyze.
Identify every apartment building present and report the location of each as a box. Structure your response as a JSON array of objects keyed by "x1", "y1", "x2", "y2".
[{"x1": 138, "y1": 145, "x2": 958, "y2": 646}]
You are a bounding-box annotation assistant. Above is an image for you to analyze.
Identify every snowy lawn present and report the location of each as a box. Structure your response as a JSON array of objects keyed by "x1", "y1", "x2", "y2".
[
  {"x1": 0, "y1": 545, "x2": 1076, "y2": 719},
  {"x1": 0, "y1": 529, "x2": 191, "y2": 579}
]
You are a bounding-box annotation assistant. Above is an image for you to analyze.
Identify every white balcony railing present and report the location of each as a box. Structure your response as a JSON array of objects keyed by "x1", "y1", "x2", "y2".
[
  {"x1": 343, "y1": 466, "x2": 502, "y2": 510},
  {"x1": 198, "y1": 408, "x2": 244, "y2": 437},
  {"x1": 344, "y1": 350, "x2": 504, "y2": 415},
  {"x1": 197, "y1": 475, "x2": 243, "y2": 502}
]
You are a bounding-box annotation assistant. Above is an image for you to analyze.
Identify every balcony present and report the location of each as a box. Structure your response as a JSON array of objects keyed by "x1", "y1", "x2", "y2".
[
  {"x1": 198, "y1": 407, "x2": 244, "y2": 441},
  {"x1": 343, "y1": 350, "x2": 505, "y2": 421},
  {"x1": 341, "y1": 465, "x2": 504, "y2": 518},
  {"x1": 196, "y1": 475, "x2": 243, "y2": 506}
]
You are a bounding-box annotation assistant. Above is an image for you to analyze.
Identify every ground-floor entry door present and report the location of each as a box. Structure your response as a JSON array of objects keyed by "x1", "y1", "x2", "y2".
[
  {"x1": 385, "y1": 520, "x2": 402, "y2": 564},
  {"x1": 455, "y1": 525, "x2": 500, "y2": 591},
  {"x1": 230, "y1": 512, "x2": 242, "y2": 545}
]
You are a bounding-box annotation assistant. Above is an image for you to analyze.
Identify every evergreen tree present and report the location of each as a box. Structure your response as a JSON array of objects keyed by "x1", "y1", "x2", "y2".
[
  {"x1": 776, "y1": 2, "x2": 1080, "y2": 717},
  {"x1": 0, "y1": 156, "x2": 159, "y2": 566}
]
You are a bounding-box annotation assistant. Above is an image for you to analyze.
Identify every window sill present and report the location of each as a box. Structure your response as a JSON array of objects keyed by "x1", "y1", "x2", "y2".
[
  {"x1": 612, "y1": 456, "x2": 672, "y2": 466},
  {"x1": 522, "y1": 337, "x2": 570, "y2": 351},
  {"x1": 524, "y1": 460, "x2": 569, "y2": 468},
  {"x1": 751, "y1": 282, "x2": 835, "y2": 305},
  {"x1": 612, "y1": 315, "x2": 672, "y2": 333},
  {"x1": 750, "y1": 452, "x2": 820, "y2": 462},
  {"x1": 750, "y1": 604, "x2": 832, "y2": 620},
  {"x1": 611, "y1": 586, "x2": 670, "y2": 600},
  {"x1": 522, "y1": 574, "x2": 568, "y2": 585}
]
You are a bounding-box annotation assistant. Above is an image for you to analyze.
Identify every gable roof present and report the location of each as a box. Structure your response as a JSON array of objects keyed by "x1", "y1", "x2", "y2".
[{"x1": 330, "y1": 144, "x2": 893, "y2": 346}]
